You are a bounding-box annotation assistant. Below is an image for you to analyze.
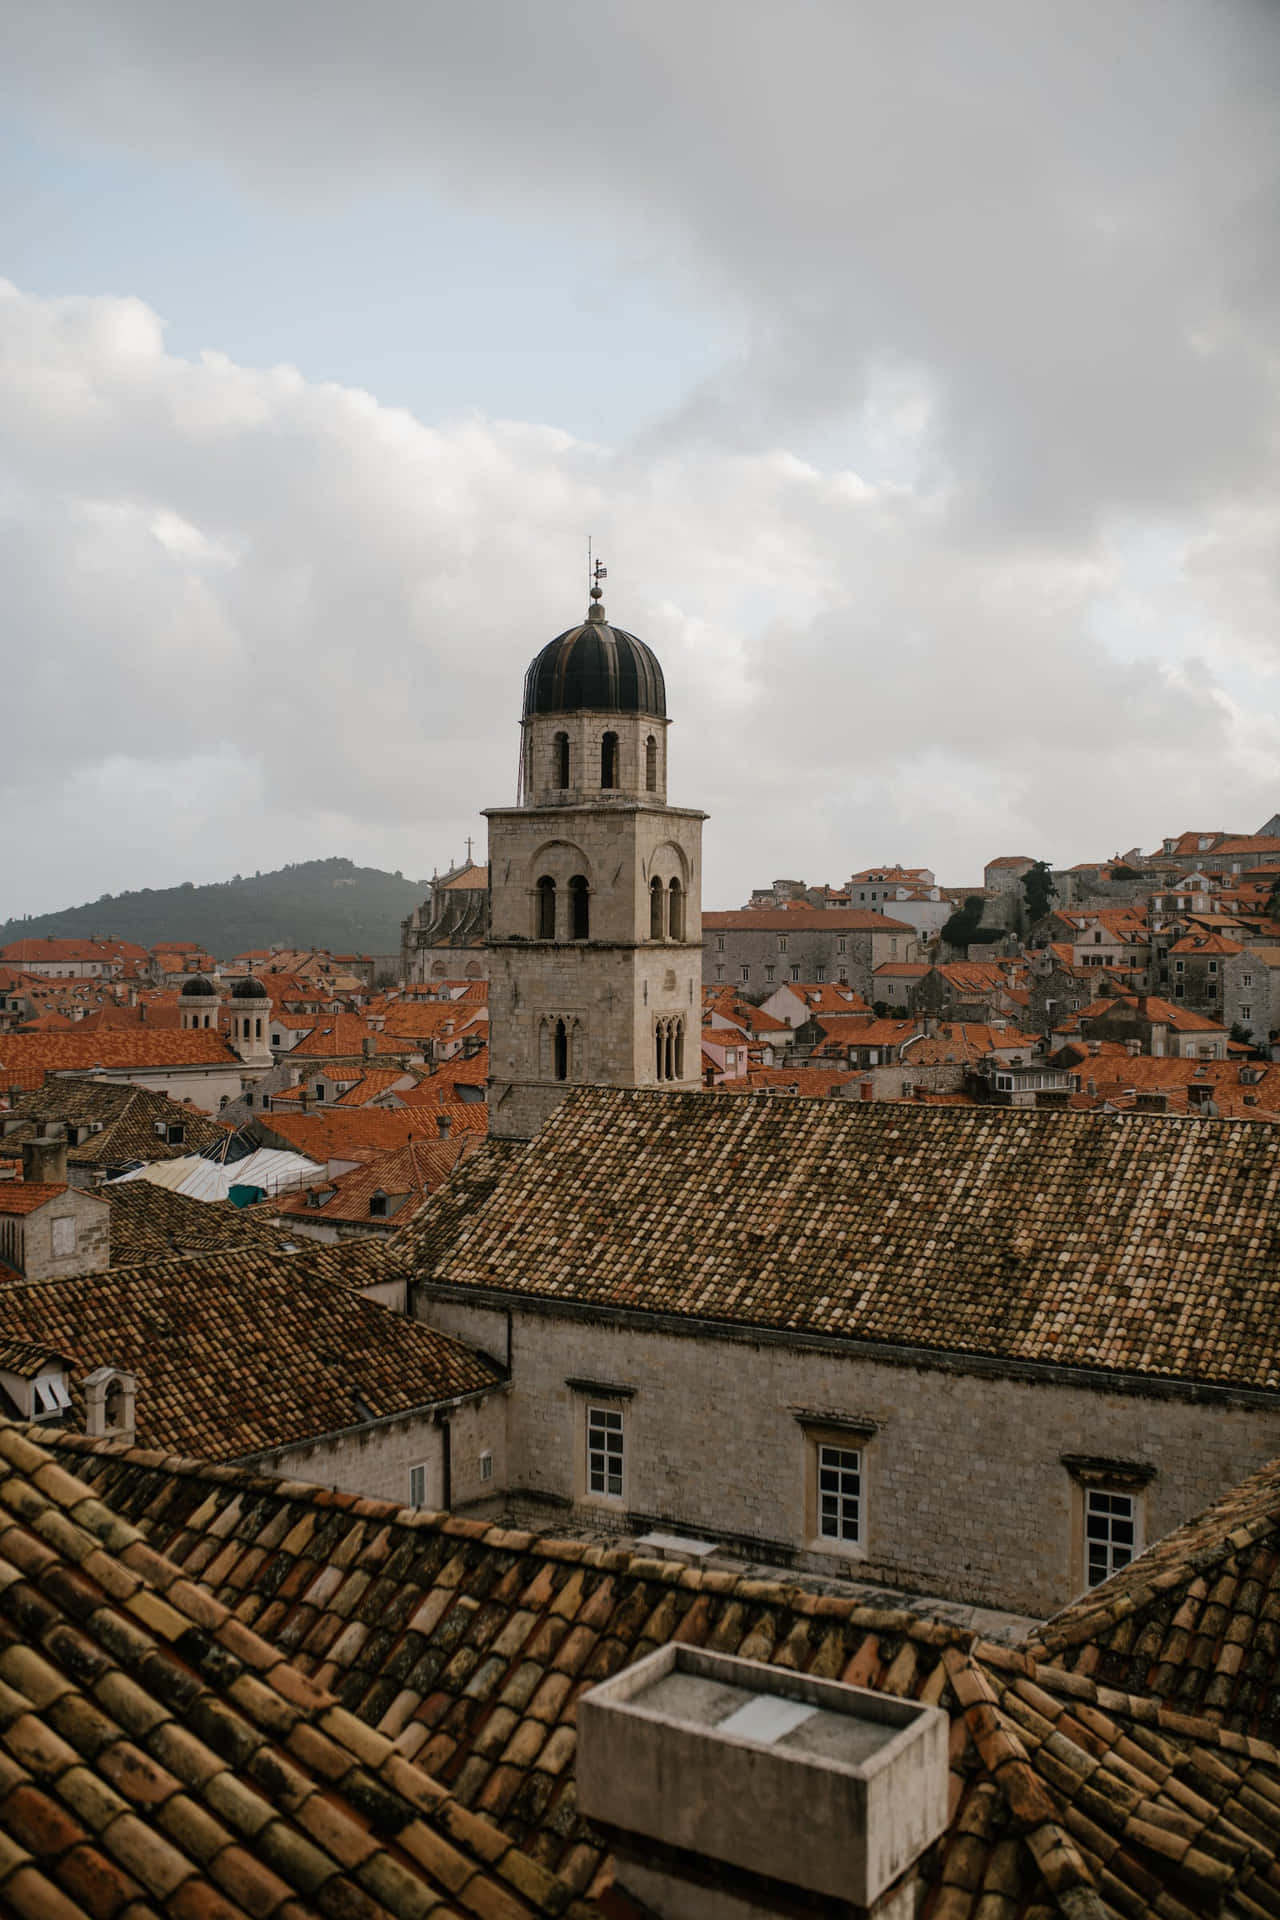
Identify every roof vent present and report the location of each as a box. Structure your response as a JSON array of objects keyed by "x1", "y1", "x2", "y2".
[{"x1": 579, "y1": 1645, "x2": 947, "y2": 1916}]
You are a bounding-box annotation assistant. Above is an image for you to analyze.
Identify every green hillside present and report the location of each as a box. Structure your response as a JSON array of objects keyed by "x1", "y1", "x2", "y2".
[{"x1": 0, "y1": 859, "x2": 428, "y2": 959}]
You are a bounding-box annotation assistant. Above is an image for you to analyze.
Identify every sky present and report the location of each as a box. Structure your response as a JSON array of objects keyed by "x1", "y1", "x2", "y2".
[{"x1": 2, "y1": 1, "x2": 1279, "y2": 919}]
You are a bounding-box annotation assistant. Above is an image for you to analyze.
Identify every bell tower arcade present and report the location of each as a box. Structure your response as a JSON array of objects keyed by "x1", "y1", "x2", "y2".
[{"x1": 485, "y1": 579, "x2": 706, "y2": 1139}]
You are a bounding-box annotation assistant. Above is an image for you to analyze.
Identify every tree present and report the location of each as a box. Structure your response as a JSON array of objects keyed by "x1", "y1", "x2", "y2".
[
  {"x1": 941, "y1": 896, "x2": 986, "y2": 946},
  {"x1": 1021, "y1": 860, "x2": 1058, "y2": 924}
]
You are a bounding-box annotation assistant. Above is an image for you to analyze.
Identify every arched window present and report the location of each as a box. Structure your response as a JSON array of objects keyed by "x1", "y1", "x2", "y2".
[
  {"x1": 645, "y1": 735, "x2": 657, "y2": 791},
  {"x1": 255, "y1": 1018, "x2": 262, "y2": 1040},
  {"x1": 668, "y1": 878, "x2": 684, "y2": 942},
  {"x1": 554, "y1": 1018, "x2": 569, "y2": 1081},
  {"x1": 649, "y1": 877, "x2": 665, "y2": 940},
  {"x1": 655, "y1": 1024, "x2": 664, "y2": 1080},
  {"x1": 601, "y1": 731, "x2": 619, "y2": 788},
  {"x1": 665, "y1": 1022, "x2": 675, "y2": 1081},
  {"x1": 536, "y1": 875, "x2": 556, "y2": 939},
  {"x1": 569, "y1": 874, "x2": 590, "y2": 940},
  {"x1": 553, "y1": 731, "x2": 570, "y2": 788},
  {"x1": 674, "y1": 1017, "x2": 684, "y2": 1078}
]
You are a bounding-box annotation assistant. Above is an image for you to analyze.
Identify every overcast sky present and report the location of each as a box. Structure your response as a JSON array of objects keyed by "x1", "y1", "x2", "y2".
[{"x1": 3, "y1": 1, "x2": 1279, "y2": 918}]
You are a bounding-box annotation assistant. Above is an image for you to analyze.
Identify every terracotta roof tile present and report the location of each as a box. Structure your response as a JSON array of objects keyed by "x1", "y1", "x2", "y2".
[{"x1": 428, "y1": 1086, "x2": 1280, "y2": 1392}]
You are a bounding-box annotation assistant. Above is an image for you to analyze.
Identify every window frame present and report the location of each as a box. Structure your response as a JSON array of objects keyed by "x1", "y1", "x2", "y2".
[
  {"x1": 408, "y1": 1463, "x2": 429, "y2": 1508},
  {"x1": 800, "y1": 1417, "x2": 875, "y2": 1559}
]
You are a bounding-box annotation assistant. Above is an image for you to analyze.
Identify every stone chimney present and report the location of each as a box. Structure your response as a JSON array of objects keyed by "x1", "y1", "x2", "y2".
[
  {"x1": 362, "y1": 1035, "x2": 375, "y2": 1059},
  {"x1": 436, "y1": 1112, "x2": 452, "y2": 1139},
  {"x1": 23, "y1": 1125, "x2": 67, "y2": 1186},
  {"x1": 579, "y1": 1645, "x2": 948, "y2": 1919}
]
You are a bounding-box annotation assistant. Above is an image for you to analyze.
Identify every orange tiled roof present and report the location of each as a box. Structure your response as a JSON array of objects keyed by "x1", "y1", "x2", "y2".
[
  {"x1": 704, "y1": 907, "x2": 915, "y2": 932},
  {"x1": 0, "y1": 1029, "x2": 238, "y2": 1090},
  {"x1": 0, "y1": 1182, "x2": 73, "y2": 1214}
]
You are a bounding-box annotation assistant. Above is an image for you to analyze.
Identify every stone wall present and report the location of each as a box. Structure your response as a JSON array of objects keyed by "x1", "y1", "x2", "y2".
[
  {"x1": 703, "y1": 923, "x2": 915, "y2": 1001},
  {"x1": 10, "y1": 1190, "x2": 111, "y2": 1281},
  {"x1": 250, "y1": 1388, "x2": 508, "y2": 1508},
  {"x1": 416, "y1": 1289, "x2": 1280, "y2": 1619}
]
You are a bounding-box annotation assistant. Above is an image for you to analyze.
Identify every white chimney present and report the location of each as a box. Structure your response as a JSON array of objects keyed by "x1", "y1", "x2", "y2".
[
  {"x1": 83, "y1": 1367, "x2": 137, "y2": 1441},
  {"x1": 578, "y1": 1645, "x2": 947, "y2": 1918}
]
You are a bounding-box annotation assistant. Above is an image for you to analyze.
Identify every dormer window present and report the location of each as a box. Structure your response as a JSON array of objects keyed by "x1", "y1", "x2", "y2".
[
  {"x1": 31, "y1": 1373, "x2": 71, "y2": 1418},
  {"x1": 369, "y1": 1191, "x2": 389, "y2": 1218},
  {"x1": 166, "y1": 1124, "x2": 184, "y2": 1145}
]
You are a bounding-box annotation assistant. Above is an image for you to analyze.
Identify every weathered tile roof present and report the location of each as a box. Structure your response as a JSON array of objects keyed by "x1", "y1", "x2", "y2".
[
  {"x1": 100, "y1": 1181, "x2": 291, "y2": 1264},
  {"x1": 1030, "y1": 1454, "x2": 1280, "y2": 1742},
  {"x1": 33, "y1": 1434, "x2": 1280, "y2": 1915},
  {"x1": 386, "y1": 1139, "x2": 529, "y2": 1281},
  {"x1": 0, "y1": 1082, "x2": 229, "y2": 1169},
  {"x1": 263, "y1": 1107, "x2": 473, "y2": 1162},
  {"x1": 0, "y1": 1426, "x2": 602, "y2": 1918},
  {"x1": 0, "y1": 1242, "x2": 500, "y2": 1458},
  {"x1": 428, "y1": 1087, "x2": 1280, "y2": 1391}
]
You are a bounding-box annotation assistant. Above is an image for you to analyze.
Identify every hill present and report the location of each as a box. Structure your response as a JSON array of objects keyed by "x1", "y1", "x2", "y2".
[{"x1": 0, "y1": 859, "x2": 428, "y2": 959}]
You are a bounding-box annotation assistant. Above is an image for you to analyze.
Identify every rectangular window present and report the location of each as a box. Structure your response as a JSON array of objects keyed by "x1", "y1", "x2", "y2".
[
  {"x1": 1243, "y1": 974, "x2": 1253, "y2": 988},
  {"x1": 740, "y1": 966, "x2": 750, "y2": 983},
  {"x1": 408, "y1": 1464, "x2": 428, "y2": 1508},
  {"x1": 765, "y1": 965, "x2": 775, "y2": 983},
  {"x1": 1085, "y1": 1489, "x2": 1135, "y2": 1586},
  {"x1": 817, "y1": 1445, "x2": 861, "y2": 1544},
  {"x1": 790, "y1": 966, "x2": 800, "y2": 982},
  {"x1": 1174, "y1": 959, "x2": 1184, "y2": 973},
  {"x1": 815, "y1": 967, "x2": 826, "y2": 983},
  {"x1": 716, "y1": 936, "x2": 725, "y2": 952},
  {"x1": 1208, "y1": 960, "x2": 1218, "y2": 975},
  {"x1": 715, "y1": 964, "x2": 725, "y2": 981},
  {"x1": 778, "y1": 935, "x2": 789, "y2": 953},
  {"x1": 837, "y1": 938, "x2": 847, "y2": 954},
  {"x1": 51, "y1": 1217, "x2": 75, "y2": 1258},
  {"x1": 1242, "y1": 1005, "x2": 1252, "y2": 1020},
  {"x1": 587, "y1": 1406, "x2": 624, "y2": 1499},
  {"x1": 838, "y1": 967, "x2": 848, "y2": 984}
]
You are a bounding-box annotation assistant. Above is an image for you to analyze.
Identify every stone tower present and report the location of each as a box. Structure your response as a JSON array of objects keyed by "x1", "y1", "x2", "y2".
[
  {"x1": 228, "y1": 976, "x2": 272, "y2": 1068},
  {"x1": 486, "y1": 581, "x2": 706, "y2": 1139}
]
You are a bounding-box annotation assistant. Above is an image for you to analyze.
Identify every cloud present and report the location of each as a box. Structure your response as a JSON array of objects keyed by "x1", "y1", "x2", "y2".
[
  {"x1": 3, "y1": 275, "x2": 1279, "y2": 923},
  {"x1": 1, "y1": 4, "x2": 1278, "y2": 917}
]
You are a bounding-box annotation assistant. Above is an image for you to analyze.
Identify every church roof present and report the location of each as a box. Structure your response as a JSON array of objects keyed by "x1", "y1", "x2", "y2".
[
  {"x1": 522, "y1": 595, "x2": 665, "y2": 720},
  {"x1": 428, "y1": 1087, "x2": 1280, "y2": 1393}
]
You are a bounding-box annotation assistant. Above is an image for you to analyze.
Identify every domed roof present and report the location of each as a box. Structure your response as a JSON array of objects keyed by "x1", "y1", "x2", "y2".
[
  {"x1": 231, "y1": 976, "x2": 268, "y2": 1000},
  {"x1": 179, "y1": 975, "x2": 216, "y2": 997},
  {"x1": 522, "y1": 591, "x2": 665, "y2": 721}
]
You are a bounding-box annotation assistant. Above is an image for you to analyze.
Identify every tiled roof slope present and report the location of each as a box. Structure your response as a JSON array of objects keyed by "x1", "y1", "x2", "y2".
[
  {"x1": 277, "y1": 1134, "x2": 487, "y2": 1227},
  {"x1": 429, "y1": 1087, "x2": 1280, "y2": 1391},
  {"x1": 0, "y1": 1243, "x2": 500, "y2": 1458},
  {"x1": 0, "y1": 1427, "x2": 601, "y2": 1919},
  {"x1": 1030, "y1": 1454, "x2": 1280, "y2": 1741},
  {"x1": 0, "y1": 1030, "x2": 238, "y2": 1090},
  {"x1": 34, "y1": 1435, "x2": 1280, "y2": 1915},
  {"x1": 0, "y1": 1082, "x2": 228, "y2": 1167},
  {"x1": 386, "y1": 1139, "x2": 529, "y2": 1280},
  {"x1": 101, "y1": 1181, "x2": 290, "y2": 1263}
]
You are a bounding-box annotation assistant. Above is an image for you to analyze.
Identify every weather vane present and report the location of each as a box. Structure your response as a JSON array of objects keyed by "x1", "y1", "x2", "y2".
[{"x1": 587, "y1": 537, "x2": 607, "y2": 603}]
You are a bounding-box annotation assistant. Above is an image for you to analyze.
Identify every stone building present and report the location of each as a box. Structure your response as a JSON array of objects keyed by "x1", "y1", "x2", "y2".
[
  {"x1": 1223, "y1": 942, "x2": 1280, "y2": 1046},
  {"x1": 399, "y1": 858, "x2": 490, "y2": 984},
  {"x1": 410, "y1": 1087, "x2": 1280, "y2": 1619},
  {"x1": 703, "y1": 907, "x2": 916, "y2": 1000},
  {"x1": 0, "y1": 1173, "x2": 109, "y2": 1281},
  {"x1": 485, "y1": 580, "x2": 705, "y2": 1140}
]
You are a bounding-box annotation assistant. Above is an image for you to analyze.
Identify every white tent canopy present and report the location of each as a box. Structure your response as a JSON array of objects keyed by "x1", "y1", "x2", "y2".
[{"x1": 110, "y1": 1146, "x2": 321, "y2": 1203}]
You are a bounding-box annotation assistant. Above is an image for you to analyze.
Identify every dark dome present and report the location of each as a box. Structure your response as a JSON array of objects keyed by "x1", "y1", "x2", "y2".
[
  {"x1": 523, "y1": 600, "x2": 665, "y2": 720},
  {"x1": 231, "y1": 976, "x2": 267, "y2": 999},
  {"x1": 180, "y1": 975, "x2": 216, "y2": 997}
]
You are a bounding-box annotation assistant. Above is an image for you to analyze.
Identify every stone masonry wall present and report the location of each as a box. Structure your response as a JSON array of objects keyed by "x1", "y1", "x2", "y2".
[
  {"x1": 416, "y1": 1291, "x2": 1280, "y2": 1619},
  {"x1": 251, "y1": 1390, "x2": 508, "y2": 1509}
]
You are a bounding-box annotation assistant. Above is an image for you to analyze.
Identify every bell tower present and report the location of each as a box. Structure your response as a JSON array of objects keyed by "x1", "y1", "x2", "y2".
[{"x1": 486, "y1": 576, "x2": 706, "y2": 1139}]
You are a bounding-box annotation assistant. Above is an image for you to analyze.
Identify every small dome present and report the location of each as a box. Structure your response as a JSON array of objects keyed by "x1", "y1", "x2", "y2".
[
  {"x1": 231, "y1": 976, "x2": 268, "y2": 1000},
  {"x1": 523, "y1": 593, "x2": 665, "y2": 721},
  {"x1": 180, "y1": 975, "x2": 216, "y2": 997}
]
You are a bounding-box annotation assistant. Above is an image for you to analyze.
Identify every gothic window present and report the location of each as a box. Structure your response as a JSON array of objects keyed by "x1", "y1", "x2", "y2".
[
  {"x1": 554, "y1": 1018, "x2": 569, "y2": 1081},
  {"x1": 655, "y1": 1023, "x2": 664, "y2": 1080},
  {"x1": 601, "y1": 731, "x2": 619, "y2": 789},
  {"x1": 668, "y1": 878, "x2": 684, "y2": 942},
  {"x1": 553, "y1": 731, "x2": 570, "y2": 788},
  {"x1": 536, "y1": 875, "x2": 556, "y2": 939},
  {"x1": 649, "y1": 877, "x2": 665, "y2": 940},
  {"x1": 569, "y1": 874, "x2": 590, "y2": 940},
  {"x1": 675, "y1": 1017, "x2": 684, "y2": 1078},
  {"x1": 654, "y1": 1016, "x2": 686, "y2": 1082},
  {"x1": 645, "y1": 735, "x2": 657, "y2": 791}
]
